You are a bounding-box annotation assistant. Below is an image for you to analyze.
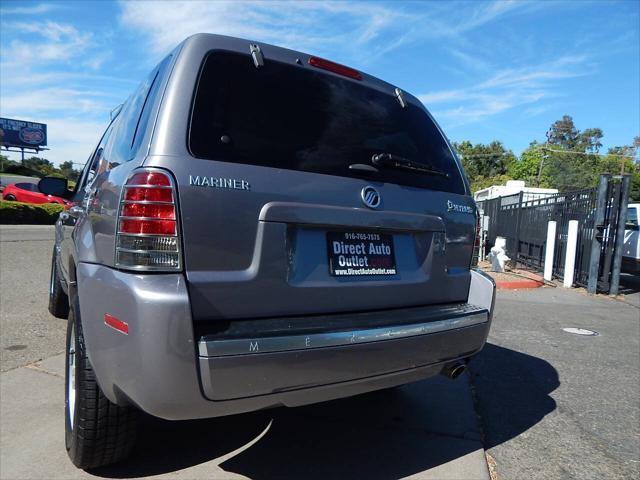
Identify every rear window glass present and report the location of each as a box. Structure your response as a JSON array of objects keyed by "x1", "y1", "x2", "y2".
[{"x1": 189, "y1": 51, "x2": 466, "y2": 194}]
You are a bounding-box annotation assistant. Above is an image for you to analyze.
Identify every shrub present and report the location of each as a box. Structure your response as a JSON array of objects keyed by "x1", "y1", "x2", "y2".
[{"x1": 0, "y1": 200, "x2": 64, "y2": 224}]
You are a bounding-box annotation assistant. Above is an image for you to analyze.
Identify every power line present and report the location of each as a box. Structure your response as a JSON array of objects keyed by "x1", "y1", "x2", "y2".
[
  {"x1": 535, "y1": 146, "x2": 635, "y2": 159},
  {"x1": 457, "y1": 152, "x2": 514, "y2": 158},
  {"x1": 457, "y1": 146, "x2": 636, "y2": 159}
]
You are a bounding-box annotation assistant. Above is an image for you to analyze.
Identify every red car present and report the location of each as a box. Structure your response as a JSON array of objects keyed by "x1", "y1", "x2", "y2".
[{"x1": 2, "y1": 182, "x2": 70, "y2": 207}]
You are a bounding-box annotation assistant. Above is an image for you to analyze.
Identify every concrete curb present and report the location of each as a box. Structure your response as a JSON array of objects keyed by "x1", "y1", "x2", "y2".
[{"x1": 496, "y1": 277, "x2": 544, "y2": 290}]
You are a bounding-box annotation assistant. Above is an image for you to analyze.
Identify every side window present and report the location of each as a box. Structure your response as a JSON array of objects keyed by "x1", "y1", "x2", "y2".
[
  {"x1": 628, "y1": 207, "x2": 638, "y2": 226},
  {"x1": 16, "y1": 183, "x2": 36, "y2": 191},
  {"x1": 108, "y1": 55, "x2": 170, "y2": 162}
]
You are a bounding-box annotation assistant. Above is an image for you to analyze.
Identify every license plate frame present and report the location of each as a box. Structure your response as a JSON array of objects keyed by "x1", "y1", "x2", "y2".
[{"x1": 326, "y1": 231, "x2": 397, "y2": 276}]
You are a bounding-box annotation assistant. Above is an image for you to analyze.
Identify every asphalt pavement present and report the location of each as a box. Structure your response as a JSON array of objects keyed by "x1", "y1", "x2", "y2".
[
  {"x1": 1, "y1": 225, "x2": 638, "y2": 479},
  {"x1": 0, "y1": 225, "x2": 65, "y2": 371},
  {"x1": 0, "y1": 225, "x2": 490, "y2": 480},
  {"x1": 471, "y1": 287, "x2": 640, "y2": 479}
]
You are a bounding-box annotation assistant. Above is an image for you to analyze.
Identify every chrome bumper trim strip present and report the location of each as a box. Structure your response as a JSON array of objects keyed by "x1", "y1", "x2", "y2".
[{"x1": 198, "y1": 310, "x2": 488, "y2": 357}]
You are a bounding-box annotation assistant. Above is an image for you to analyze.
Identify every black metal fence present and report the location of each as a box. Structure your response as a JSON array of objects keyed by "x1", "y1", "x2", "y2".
[{"x1": 477, "y1": 175, "x2": 630, "y2": 294}]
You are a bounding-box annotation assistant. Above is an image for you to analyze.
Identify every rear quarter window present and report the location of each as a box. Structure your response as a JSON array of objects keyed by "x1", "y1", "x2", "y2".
[
  {"x1": 189, "y1": 51, "x2": 466, "y2": 195},
  {"x1": 108, "y1": 54, "x2": 171, "y2": 163}
]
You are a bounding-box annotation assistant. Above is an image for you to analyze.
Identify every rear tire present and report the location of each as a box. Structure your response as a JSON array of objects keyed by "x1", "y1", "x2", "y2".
[
  {"x1": 65, "y1": 297, "x2": 139, "y2": 469},
  {"x1": 4, "y1": 194, "x2": 16, "y2": 201},
  {"x1": 48, "y1": 247, "x2": 69, "y2": 319}
]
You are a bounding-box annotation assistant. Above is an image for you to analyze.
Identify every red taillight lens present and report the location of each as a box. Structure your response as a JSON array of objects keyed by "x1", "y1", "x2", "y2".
[
  {"x1": 121, "y1": 203, "x2": 175, "y2": 219},
  {"x1": 116, "y1": 169, "x2": 181, "y2": 271},
  {"x1": 308, "y1": 56, "x2": 362, "y2": 80},
  {"x1": 128, "y1": 171, "x2": 171, "y2": 186},
  {"x1": 119, "y1": 219, "x2": 176, "y2": 235},
  {"x1": 124, "y1": 187, "x2": 173, "y2": 202}
]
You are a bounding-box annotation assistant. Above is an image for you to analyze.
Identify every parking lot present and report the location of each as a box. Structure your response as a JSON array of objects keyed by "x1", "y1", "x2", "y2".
[{"x1": 1, "y1": 225, "x2": 639, "y2": 479}]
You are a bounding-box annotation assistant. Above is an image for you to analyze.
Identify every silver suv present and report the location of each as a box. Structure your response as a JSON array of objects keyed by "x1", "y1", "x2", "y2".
[{"x1": 41, "y1": 34, "x2": 495, "y2": 469}]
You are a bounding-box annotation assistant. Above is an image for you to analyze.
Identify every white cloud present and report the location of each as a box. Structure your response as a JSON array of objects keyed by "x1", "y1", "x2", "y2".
[
  {"x1": 1, "y1": 87, "x2": 115, "y2": 115},
  {"x1": 119, "y1": 0, "x2": 414, "y2": 61},
  {"x1": 44, "y1": 117, "x2": 105, "y2": 165},
  {"x1": 2, "y1": 21, "x2": 92, "y2": 66},
  {"x1": 418, "y1": 55, "x2": 592, "y2": 126},
  {"x1": 0, "y1": 3, "x2": 56, "y2": 15},
  {"x1": 118, "y1": 0, "x2": 535, "y2": 64},
  {"x1": 457, "y1": 0, "x2": 522, "y2": 31},
  {"x1": 0, "y1": 19, "x2": 119, "y2": 167}
]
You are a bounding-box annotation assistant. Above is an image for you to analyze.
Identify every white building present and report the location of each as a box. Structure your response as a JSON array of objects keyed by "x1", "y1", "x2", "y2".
[{"x1": 473, "y1": 180, "x2": 558, "y2": 202}]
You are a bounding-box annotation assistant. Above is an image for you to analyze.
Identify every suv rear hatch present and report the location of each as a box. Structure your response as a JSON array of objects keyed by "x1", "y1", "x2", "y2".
[{"x1": 166, "y1": 49, "x2": 475, "y2": 321}]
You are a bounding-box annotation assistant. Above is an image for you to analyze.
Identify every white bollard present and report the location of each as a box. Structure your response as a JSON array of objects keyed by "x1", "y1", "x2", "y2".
[
  {"x1": 563, "y1": 220, "x2": 579, "y2": 288},
  {"x1": 544, "y1": 221, "x2": 557, "y2": 281}
]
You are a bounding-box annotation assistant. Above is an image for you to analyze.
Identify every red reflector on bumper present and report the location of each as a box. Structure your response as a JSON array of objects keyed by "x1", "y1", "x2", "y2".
[{"x1": 104, "y1": 314, "x2": 129, "y2": 335}]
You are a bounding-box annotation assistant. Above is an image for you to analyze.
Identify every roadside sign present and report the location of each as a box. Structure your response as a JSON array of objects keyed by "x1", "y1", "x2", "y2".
[{"x1": 0, "y1": 117, "x2": 48, "y2": 150}]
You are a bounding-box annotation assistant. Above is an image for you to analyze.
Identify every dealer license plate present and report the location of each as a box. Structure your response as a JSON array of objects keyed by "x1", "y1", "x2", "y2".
[{"x1": 327, "y1": 231, "x2": 397, "y2": 276}]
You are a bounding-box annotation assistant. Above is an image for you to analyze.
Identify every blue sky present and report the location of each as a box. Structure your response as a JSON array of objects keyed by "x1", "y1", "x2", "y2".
[{"x1": 0, "y1": 0, "x2": 638, "y2": 167}]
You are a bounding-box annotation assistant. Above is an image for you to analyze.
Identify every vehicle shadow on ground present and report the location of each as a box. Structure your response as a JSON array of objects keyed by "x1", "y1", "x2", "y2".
[
  {"x1": 94, "y1": 343, "x2": 558, "y2": 479},
  {"x1": 468, "y1": 343, "x2": 560, "y2": 449}
]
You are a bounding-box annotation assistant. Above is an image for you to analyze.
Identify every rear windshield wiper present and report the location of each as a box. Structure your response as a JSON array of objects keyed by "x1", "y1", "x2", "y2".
[{"x1": 371, "y1": 153, "x2": 449, "y2": 178}]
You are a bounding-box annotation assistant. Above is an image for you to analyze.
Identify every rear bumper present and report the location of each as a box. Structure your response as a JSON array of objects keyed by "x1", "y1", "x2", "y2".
[
  {"x1": 77, "y1": 264, "x2": 495, "y2": 420},
  {"x1": 198, "y1": 306, "x2": 489, "y2": 401}
]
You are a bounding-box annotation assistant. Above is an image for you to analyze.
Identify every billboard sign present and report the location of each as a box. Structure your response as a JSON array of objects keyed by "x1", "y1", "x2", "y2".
[{"x1": 0, "y1": 117, "x2": 47, "y2": 149}]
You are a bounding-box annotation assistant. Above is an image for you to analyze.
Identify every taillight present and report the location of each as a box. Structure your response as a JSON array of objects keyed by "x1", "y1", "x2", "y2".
[
  {"x1": 471, "y1": 211, "x2": 481, "y2": 267},
  {"x1": 115, "y1": 168, "x2": 181, "y2": 271}
]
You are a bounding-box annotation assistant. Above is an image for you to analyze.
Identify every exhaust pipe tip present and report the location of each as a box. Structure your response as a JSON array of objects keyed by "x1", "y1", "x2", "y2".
[{"x1": 441, "y1": 362, "x2": 466, "y2": 380}]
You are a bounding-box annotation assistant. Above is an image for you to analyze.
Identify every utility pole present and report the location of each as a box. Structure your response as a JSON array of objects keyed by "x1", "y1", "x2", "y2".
[
  {"x1": 537, "y1": 154, "x2": 548, "y2": 187},
  {"x1": 538, "y1": 128, "x2": 553, "y2": 187}
]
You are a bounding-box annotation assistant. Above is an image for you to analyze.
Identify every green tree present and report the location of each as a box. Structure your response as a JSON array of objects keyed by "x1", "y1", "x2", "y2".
[
  {"x1": 452, "y1": 140, "x2": 516, "y2": 191},
  {"x1": 578, "y1": 128, "x2": 603, "y2": 153},
  {"x1": 629, "y1": 167, "x2": 640, "y2": 201},
  {"x1": 544, "y1": 151, "x2": 600, "y2": 191},
  {"x1": 547, "y1": 115, "x2": 580, "y2": 149},
  {"x1": 507, "y1": 142, "x2": 553, "y2": 187},
  {"x1": 59, "y1": 160, "x2": 81, "y2": 181},
  {"x1": 546, "y1": 116, "x2": 602, "y2": 154},
  {"x1": 602, "y1": 139, "x2": 640, "y2": 200},
  {"x1": 541, "y1": 115, "x2": 608, "y2": 191},
  {"x1": 23, "y1": 157, "x2": 56, "y2": 176}
]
